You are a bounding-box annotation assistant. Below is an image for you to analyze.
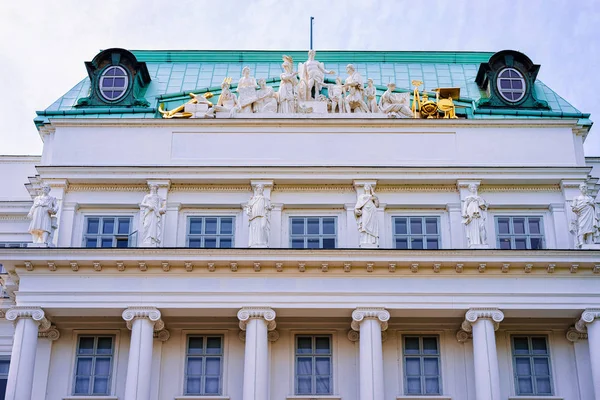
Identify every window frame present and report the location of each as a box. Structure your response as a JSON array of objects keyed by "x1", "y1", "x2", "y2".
[
  {"x1": 184, "y1": 334, "x2": 225, "y2": 396},
  {"x1": 294, "y1": 334, "x2": 333, "y2": 396},
  {"x1": 288, "y1": 216, "x2": 338, "y2": 249},
  {"x1": 392, "y1": 216, "x2": 442, "y2": 250},
  {"x1": 496, "y1": 67, "x2": 526, "y2": 103},
  {"x1": 510, "y1": 335, "x2": 555, "y2": 396},
  {"x1": 82, "y1": 215, "x2": 135, "y2": 248},
  {"x1": 99, "y1": 65, "x2": 129, "y2": 102},
  {"x1": 72, "y1": 334, "x2": 116, "y2": 396},
  {"x1": 185, "y1": 216, "x2": 236, "y2": 249},
  {"x1": 401, "y1": 335, "x2": 442, "y2": 395},
  {"x1": 494, "y1": 215, "x2": 546, "y2": 250}
]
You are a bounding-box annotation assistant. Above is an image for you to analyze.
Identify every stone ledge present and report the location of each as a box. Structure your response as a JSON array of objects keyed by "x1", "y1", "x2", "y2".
[
  {"x1": 174, "y1": 397, "x2": 230, "y2": 400},
  {"x1": 287, "y1": 396, "x2": 342, "y2": 400},
  {"x1": 397, "y1": 396, "x2": 451, "y2": 400},
  {"x1": 63, "y1": 397, "x2": 119, "y2": 400},
  {"x1": 508, "y1": 397, "x2": 564, "y2": 400}
]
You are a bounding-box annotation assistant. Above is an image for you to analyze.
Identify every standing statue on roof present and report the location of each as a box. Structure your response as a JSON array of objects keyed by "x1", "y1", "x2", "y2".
[
  {"x1": 298, "y1": 50, "x2": 335, "y2": 101},
  {"x1": 326, "y1": 77, "x2": 346, "y2": 113},
  {"x1": 343, "y1": 64, "x2": 369, "y2": 113},
  {"x1": 365, "y1": 79, "x2": 379, "y2": 113},
  {"x1": 570, "y1": 183, "x2": 600, "y2": 248},
  {"x1": 27, "y1": 184, "x2": 58, "y2": 245},
  {"x1": 236, "y1": 66, "x2": 259, "y2": 113},
  {"x1": 278, "y1": 55, "x2": 299, "y2": 114}
]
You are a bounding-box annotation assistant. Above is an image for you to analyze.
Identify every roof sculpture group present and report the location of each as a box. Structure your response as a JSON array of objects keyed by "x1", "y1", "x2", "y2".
[{"x1": 159, "y1": 50, "x2": 460, "y2": 119}]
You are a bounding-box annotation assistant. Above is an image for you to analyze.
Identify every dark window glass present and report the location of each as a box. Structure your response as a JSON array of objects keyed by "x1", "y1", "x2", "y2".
[
  {"x1": 495, "y1": 216, "x2": 544, "y2": 250},
  {"x1": 84, "y1": 217, "x2": 132, "y2": 248},
  {"x1": 187, "y1": 217, "x2": 235, "y2": 248},
  {"x1": 295, "y1": 336, "x2": 332, "y2": 395},
  {"x1": 512, "y1": 336, "x2": 553, "y2": 395},
  {"x1": 402, "y1": 336, "x2": 441, "y2": 395},
  {"x1": 289, "y1": 217, "x2": 337, "y2": 249},
  {"x1": 393, "y1": 217, "x2": 441, "y2": 249}
]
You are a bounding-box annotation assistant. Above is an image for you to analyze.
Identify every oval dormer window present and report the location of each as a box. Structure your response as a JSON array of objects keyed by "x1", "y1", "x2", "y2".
[
  {"x1": 99, "y1": 66, "x2": 129, "y2": 101},
  {"x1": 496, "y1": 68, "x2": 526, "y2": 103}
]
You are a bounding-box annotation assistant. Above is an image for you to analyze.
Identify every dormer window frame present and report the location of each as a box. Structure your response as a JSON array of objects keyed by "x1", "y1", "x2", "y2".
[
  {"x1": 98, "y1": 65, "x2": 130, "y2": 102},
  {"x1": 496, "y1": 67, "x2": 526, "y2": 103}
]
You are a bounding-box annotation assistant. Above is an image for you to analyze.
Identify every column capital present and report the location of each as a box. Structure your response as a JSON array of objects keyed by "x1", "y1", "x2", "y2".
[
  {"x1": 567, "y1": 327, "x2": 587, "y2": 342},
  {"x1": 461, "y1": 308, "x2": 504, "y2": 332},
  {"x1": 351, "y1": 307, "x2": 390, "y2": 331},
  {"x1": 237, "y1": 307, "x2": 276, "y2": 331},
  {"x1": 122, "y1": 306, "x2": 165, "y2": 331},
  {"x1": 38, "y1": 325, "x2": 61, "y2": 341},
  {"x1": 6, "y1": 306, "x2": 52, "y2": 332},
  {"x1": 575, "y1": 308, "x2": 600, "y2": 332}
]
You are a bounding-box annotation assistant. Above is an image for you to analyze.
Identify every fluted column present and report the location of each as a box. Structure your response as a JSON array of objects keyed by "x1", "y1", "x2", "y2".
[
  {"x1": 461, "y1": 308, "x2": 504, "y2": 400},
  {"x1": 122, "y1": 307, "x2": 163, "y2": 400},
  {"x1": 576, "y1": 309, "x2": 600, "y2": 400},
  {"x1": 351, "y1": 307, "x2": 390, "y2": 400},
  {"x1": 238, "y1": 307, "x2": 276, "y2": 400},
  {"x1": 4, "y1": 307, "x2": 51, "y2": 400}
]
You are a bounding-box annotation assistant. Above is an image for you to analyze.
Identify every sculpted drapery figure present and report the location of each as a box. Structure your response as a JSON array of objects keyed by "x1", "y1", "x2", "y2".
[
  {"x1": 326, "y1": 77, "x2": 346, "y2": 113},
  {"x1": 379, "y1": 82, "x2": 412, "y2": 118},
  {"x1": 365, "y1": 79, "x2": 379, "y2": 113},
  {"x1": 27, "y1": 184, "x2": 58, "y2": 245},
  {"x1": 278, "y1": 55, "x2": 298, "y2": 114},
  {"x1": 206, "y1": 80, "x2": 238, "y2": 117},
  {"x1": 236, "y1": 66, "x2": 259, "y2": 113},
  {"x1": 343, "y1": 64, "x2": 369, "y2": 113},
  {"x1": 570, "y1": 183, "x2": 600, "y2": 248},
  {"x1": 253, "y1": 78, "x2": 278, "y2": 113},
  {"x1": 139, "y1": 184, "x2": 166, "y2": 247},
  {"x1": 246, "y1": 184, "x2": 272, "y2": 248},
  {"x1": 354, "y1": 184, "x2": 379, "y2": 247},
  {"x1": 462, "y1": 184, "x2": 488, "y2": 248},
  {"x1": 298, "y1": 50, "x2": 335, "y2": 101}
]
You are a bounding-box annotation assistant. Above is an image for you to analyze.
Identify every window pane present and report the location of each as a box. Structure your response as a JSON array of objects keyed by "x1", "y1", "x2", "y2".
[
  {"x1": 422, "y1": 337, "x2": 438, "y2": 354},
  {"x1": 514, "y1": 237, "x2": 527, "y2": 249},
  {"x1": 117, "y1": 218, "x2": 130, "y2": 234},
  {"x1": 74, "y1": 377, "x2": 90, "y2": 394},
  {"x1": 291, "y1": 219, "x2": 305, "y2": 235},
  {"x1": 315, "y1": 357, "x2": 331, "y2": 375},
  {"x1": 291, "y1": 238, "x2": 305, "y2": 249},
  {"x1": 423, "y1": 358, "x2": 439, "y2": 376},
  {"x1": 297, "y1": 337, "x2": 312, "y2": 354},
  {"x1": 206, "y1": 337, "x2": 222, "y2": 354},
  {"x1": 395, "y1": 238, "x2": 408, "y2": 249},
  {"x1": 536, "y1": 377, "x2": 552, "y2": 394},
  {"x1": 85, "y1": 238, "x2": 98, "y2": 248},
  {"x1": 404, "y1": 337, "x2": 420, "y2": 354},
  {"x1": 315, "y1": 337, "x2": 331, "y2": 354},
  {"x1": 406, "y1": 377, "x2": 421, "y2": 394},
  {"x1": 296, "y1": 357, "x2": 312, "y2": 375},
  {"x1": 102, "y1": 218, "x2": 114, "y2": 234},
  {"x1": 205, "y1": 218, "x2": 218, "y2": 234},
  {"x1": 186, "y1": 377, "x2": 201, "y2": 394},
  {"x1": 97, "y1": 337, "x2": 113, "y2": 354},
  {"x1": 425, "y1": 377, "x2": 440, "y2": 394},
  {"x1": 411, "y1": 237, "x2": 423, "y2": 249},
  {"x1": 426, "y1": 238, "x2": 439, "y2": 249},
  {"x1": 205, "y1": 357, "x2": 221, "y2": 375},
  {"x1": 95, "y1": 358, "x2": 111, "y2": 375},
  {"x1": 528, "y1": 218, "x2": 541, "y2": 234},
  {"x1": 306, "y1": 238, "x2": 319, "y2": 249},
  {"x1": 513, "y1": 337, "x2": 530, "y2": 355},
  {"x1": 116, "y1": 238, "x2": 129, "y2": 248},
  {"x1": 410, "y1": 218, "x2": 422, "y2": 234},
  {"x1": 499, "y1": 237, "x2": 512, "y2": 249},
  {"x1": 425, "y1": 218, "x2": 438, "y2": 234},
  {"x1": 531, "y1": 337, "x2": 548, "y2": 354},
  {"x1": 78, "y1": 337, "x2": 95, "y2": 354},
  {"x1": 297, "y1": 376, "x2": 312, "y2": 394},
  {"x1": 322, "y1": 237, "x2": 336, "y2": 249},
  {"x1": 405, "y1": 358, "x2": 421, "y2": 376},
  {"x1": 205, "y1": 376, "x2": 220, "y2": 394},
  {"x1": 497, "y1": 218, "x2": 510, "y2": 234},
  {"x1": 516, "y1": 357, "x2": 532, "y2": 375},
  {"x1": 513, "y1": 218, "x2": 526, "y2": 234},
  {"x1": 307, "y1": 218, "x2": 319, "y2": 234},
  {"x1": 530, "y1": 237, "x2": 543, "y2": 250},
  {"x1": 0, "y1": 360, "x2": 9, "y2": 374},
  {"x1": 316, "y1": 376, "x2": 331, "y2": 394},
  {"x1": 533, "y1": 358, "x2": 550, "y2": 375},
  {"x1": 76, "y1": 358, "x2": 93, "y2": 375},
  {"x1": 100, "y1": 238, "x2": 113, "y2": 248},
  {"x1": 395, "y1": 218, "x2": 408, "y2": 234},
  {"x1": 204, "y1": 237, "x2": 217, "y2": 248},
  {"x1": 189, "y1": 219, "x2": 202, "y2": 235},
  {"x1": 87, "y1": 218, "x2": 100, "y2": 234},
  {"x1": 220, "y1": 218, "x2": 233, "y2": 234},
  {"x1": 92, "y1": 377, "x2": 109, "y2": 395},
  {"x1": 188, "y1": 337, "x2": 204, "y2": 355},
  {"x1": 518, "y1": 377, "x2": 534, "y2": 394},
  {"x1": 187, "y1": 358, "x2": 203, "y2": 375},
  {"x1": 188, "y1": 239, "x2": 201, "y2": 248},
  {"x1": 322, "y1": 218, "x2": 335, "y2": 235}
]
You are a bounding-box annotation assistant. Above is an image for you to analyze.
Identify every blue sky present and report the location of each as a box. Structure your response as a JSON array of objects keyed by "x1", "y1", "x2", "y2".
[{"x1": 1, "y1": 0, "x2": 598, "y2": 155}]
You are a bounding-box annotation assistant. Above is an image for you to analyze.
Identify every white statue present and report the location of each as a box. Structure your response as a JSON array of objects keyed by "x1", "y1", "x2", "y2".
[
  {"x1": 139, "y1": 184, "x2": 166, "y2": 247},
  {"x1": 298, "y1": 50, "x2": 335, "y2": 101},
  {"x1": 379, "y1": 82, "x2": 412, "y2": 118},
  {"x1": 206, "y1": 80, "x2": 238, "y2": 117},
  {"x1": 354, "y1": 184, "x2": 379, "y2": 247},
  {"x1": 278, "y1": 55, "x2": 298, "y2": 114},
  {"x1": 246, "y1": 184, "x2": 272, "y2": 248},
  {"x1": 326, "y1": 77, "x2": 346, "y2": 113},
  {"x1": 236, "y1": 66, "x2": 259, "y2": 113},
  {"x1": 461, "y1": 184, "x2": 488, "y2": 248},
  {"x1": 365, "y1": 79, "x2": 379, "y2": 113},
  {"x1": 343, "y1": 64, "x2": 369, "y2": 113},
  {"x1": 570, "y1": 183, "x2": 600, "y2": 248},
  {"x1": 253, "y1": 78, "x2": 278, "y2": 113},
  {"x1": 27, "y1": 184, "x2": 58, "y2": 245}
]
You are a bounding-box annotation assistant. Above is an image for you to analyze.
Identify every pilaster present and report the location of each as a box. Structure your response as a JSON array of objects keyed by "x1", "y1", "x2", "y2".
[{"x1": 575, "y1": 308, "x2": 600, "y2": 399}]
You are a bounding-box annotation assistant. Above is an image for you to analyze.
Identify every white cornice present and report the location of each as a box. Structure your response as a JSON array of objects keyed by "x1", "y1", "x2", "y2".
[{"x1": 0, "y1": 155, "x2": 41, "y2": 164}]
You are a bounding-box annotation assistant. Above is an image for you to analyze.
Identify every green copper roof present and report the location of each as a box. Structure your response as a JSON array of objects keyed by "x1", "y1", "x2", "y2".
[{"x1": 35, "y1": 50, "x2": 589, "y2": 124}]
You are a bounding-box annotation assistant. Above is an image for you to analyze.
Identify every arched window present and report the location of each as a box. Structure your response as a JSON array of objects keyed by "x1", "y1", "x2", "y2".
[
  {"x1": 496, "y1": 68, "x2": 526, "y2": 102},
  {"x1": 99, "y1": 66, "x2": 129, "y2": 101}
]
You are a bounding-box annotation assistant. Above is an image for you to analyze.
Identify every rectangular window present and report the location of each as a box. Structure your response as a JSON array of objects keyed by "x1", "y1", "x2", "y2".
[
  {"x1": 83, "y1": 216, "x2": 133, "y2": 248},
  {"x1": 496, "y1": 216, "x2": 544, "y2": 249},
  {"x1": 289, "y1": 217, "x2": 337, "y2": 249},
  {"x1": 393, "y1": 217, "x2": 441, "y2": 249},
  {"x1": 0, "y1": 358, "x2": 9, "y2": 400},
  {"x1": 295, "y1": 335, "x2": 332, "y2": 395},
  {"x1": 73, "y1": 336, "x2": 114, "y2": 395},
  {"x1": 512, "y1": 336, "x2": 553, "y2": 395},
  {"x1": 187, "y1": 217, "x2": 234, "y2": 248},
  {"x1": 403, "y1": 336, "x2": 441, "y2": 395},
  {"x1": 185, "y1": 336, "x2": 223, "y2": 395}
]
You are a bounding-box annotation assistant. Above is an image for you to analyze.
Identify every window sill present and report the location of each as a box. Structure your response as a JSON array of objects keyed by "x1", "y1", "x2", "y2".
[
  {"x1": 287, "y1": 396, "x2": 342, "y2": 400},
  {"x1": 64, "y1": 397, "x2": 119, "y2": 400},
  {"x1": 397, "y1": 396, "x2": 452, "y2": 400},
  {"x1": 175, "y1": 397, "x2": 230, "y2": 400},
  {"x1": 508, "y1": 397, "x2": 563, "y2": 400}
]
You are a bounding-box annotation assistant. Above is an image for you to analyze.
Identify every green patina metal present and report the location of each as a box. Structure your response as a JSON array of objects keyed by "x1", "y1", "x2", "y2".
[{"x1": 35, "y1": 49, "x2": 590, "y2": 127}]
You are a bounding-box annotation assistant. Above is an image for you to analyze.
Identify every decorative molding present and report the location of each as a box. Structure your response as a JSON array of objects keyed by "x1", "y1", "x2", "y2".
[
  {"x1": 455, "y1": 263, "x2": 463, "y2": 273},
  {"x1": 479, "y1": 185, "x2": 561, "y2": 193},
  {"x1": 138, "y1": 262, "x2": 147, "y2": 272},
  {"x1": 594, "y1": 264, "x2": 600, "y2": 274},
  {"x1": 570, "y1": 264, "x2": 579, "y2": 274},
  {"x1": 116, "y1": 261, "x2": 125, "y2": 272},
  {"x1": 344, "y1": 263, "x2": 352, "y2": 272},
  {"x1": 575, "y1": 309, "x2": 600, "y2": 332},
  {"x1": 410, "y1": 263, "x2": 418, "y2": 273},
  {"x1": 47, "y1": 262, "x2": 56, "y2": 272},
  {"x1": 171, "y1": 184, "x2": 251, "y2": 192},
  {"x1": 432, "y1": 263, "x2": 441, "y2": 273},
  {"x1": 298, "y1": 262, "x2": 306, "y2": 272},
  {"x1": 184, "y1": 261, "x2": 193, "y2": 272},
  {"x1": 253, "y1": 262, "x2": 261, "y2": 272},
  {"x1": 154, "y1": 329, "x2": 171, "y2": 342},
  {"x1": 161, "y1": 262, "x2": 170, "y2": 272},
  {"x1": 70, "y1": 262, "x2": 79, "y2": 271},
  {"x1": 351, "y1": 307, "x2": 390, "y2": 332},
  {"x1": 6, "y1": 306, "x2": 52, "y2": 332},
  {"x1": 237, "y1": 307, "x2": 276, "y2": 331},
  {"x1": 366, "y1": 263, "x2": 374, "y2": 273},
  {"x1": 268, "y1": 330, "x2": 280, "y2": 342},
  {"x1": 461, "y1": 308, "x2": 504, "y2": 332},
  {"x1": 347, "y1": 329, "x2": 388, "y2": 342},
  {"x1": 502, "y1": 263, "x2": 510, "y2": 273},
  {"x1": 547, "y1": 264, "x2": 555, "y2": 274},
  {"x1": 388, "y1": 263, "x2": 396, "y2": 273},
  {"x1": 0, "y1": 215, "x2": 29, "y2": 221},
  {"x1": 524, "y1": 263, "x2": 533, "y2": 273},
  {"x1": 456, "y1": 330, "x2": 472, "y2": 343},
  {"x1": 24, "y1": 261, "x2": 33, "y2": 271},
  {"x1": 566, "y1": 327, "x2": 587, "y2": 342},
  {"x1": 38, "y1": 325, "x2": 60, "y2": 341},
  {"x1": 478, "y1": 263, "x2": 486, "y2": 273},
  {"x1": 378, "y1": 184, "x2": 457, "y2": 193},
  {"x1": 230, "y1": 262, "x2": 238, "y2": 272},
  {"x1": 122, "y1": 307, "x2": 163, "y2": 330},
  {"x1": 208, "y1": 263, "x2": 216, "y2": 272},
  {"x1": 68, "y1": 184, "x2": 147, "y2": 192},
  {"x1": 275, "y1": 262, "x2": 283, "y2": 272},
  {"x1": 321, "y1": 263, "x2": 328, "y2": 273},
  {"x1": 274, "y1": 184, "x2": 354, "y2": 193},
  {"x1": 93, "y1": 262, "x2": 102, "y2": 272}
]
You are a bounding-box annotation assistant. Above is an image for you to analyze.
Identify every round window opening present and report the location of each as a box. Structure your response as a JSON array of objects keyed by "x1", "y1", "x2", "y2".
[
  {"x1": 99, "y1": 66, "x2": 129, "y2": 101},
  {"x1": 496, "y1": 68, "x2": 526, "y2": 102}
]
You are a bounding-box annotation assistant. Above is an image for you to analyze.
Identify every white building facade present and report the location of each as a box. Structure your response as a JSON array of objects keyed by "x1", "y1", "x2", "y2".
[{"x1": 0, "y1": 48, "x2": 599, "y2": 400}]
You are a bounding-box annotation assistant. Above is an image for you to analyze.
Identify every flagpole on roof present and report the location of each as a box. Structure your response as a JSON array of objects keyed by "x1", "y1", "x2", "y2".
[{"x1": 310, "y1": 17, "x2": 314, "y2": 50}]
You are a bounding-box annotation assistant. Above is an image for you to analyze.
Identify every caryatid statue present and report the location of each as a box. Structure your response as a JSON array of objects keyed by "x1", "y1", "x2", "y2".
[
  {"x1": 298, "y1": 50, "x2": 335, "y2": 101},
  {"x1": 246, "y1": 184, "x2": 273, "y2": 248},
  {"x1": 27, "y1": 184, "x2": 58, "y2": 245},
  {"x1": 139, "y1": 184, "x2": 166, "y2": 247},
  {"x1": 461, "y1": 183, "x2": 489, "y2": 248},
  {"x1": 570, "y1": 183, "x2": 600, "y2": 248},
  {"x1": 354, "y1": 184, "x2": 379, "y2": 248}
]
